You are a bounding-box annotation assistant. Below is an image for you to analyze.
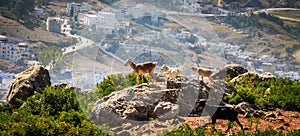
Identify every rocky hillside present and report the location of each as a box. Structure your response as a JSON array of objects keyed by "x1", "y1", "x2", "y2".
[
  {"x1": 2, "y1": 64, "x2": 300, "y2": 135},
  {"x1": 88, "y1": 64, "x2": 299, "y2": 135}
]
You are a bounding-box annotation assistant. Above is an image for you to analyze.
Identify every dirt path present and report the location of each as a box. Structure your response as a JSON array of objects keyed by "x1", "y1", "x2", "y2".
[{"x1": 184, "y1": 110, "x2": 300, "y2": 134}]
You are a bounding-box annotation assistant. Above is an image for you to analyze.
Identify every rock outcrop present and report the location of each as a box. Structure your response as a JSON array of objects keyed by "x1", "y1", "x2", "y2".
[
  {"x1": 213, "y1": 64, "x2": 248, "y2": 80},
  {"x1": 234, "y1": 102, "x2": 265, "y2": 118},
  {"x1": 230, "y1": 71, "x2": 275, "y2": 84},
  {"x1": 6, "y1": 65, "x2": 51, "y2": 108},
  {"x1": 90, "y1": 77, "x2": 237, "y2": 135}
]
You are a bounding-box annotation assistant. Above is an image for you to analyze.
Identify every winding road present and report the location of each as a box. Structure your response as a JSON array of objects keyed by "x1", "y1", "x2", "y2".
[{"x1": 294, "y1": 50, "x2": 300, "y2": 62}]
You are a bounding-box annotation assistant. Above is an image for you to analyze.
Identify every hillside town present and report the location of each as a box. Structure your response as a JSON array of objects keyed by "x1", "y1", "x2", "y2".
[{"x1": 1, "y1": 0, "x2": 300, "y2": 96}]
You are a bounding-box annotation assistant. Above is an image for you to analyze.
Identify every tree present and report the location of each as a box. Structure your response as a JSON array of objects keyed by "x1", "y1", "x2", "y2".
[
  {"x1": 35, "y1": 0, "x2": 50, "y2": 7},
  {"x1": 12, "y1": 0, "x2": 34, "y2": 20},
  {"x1": 70, "y1": 6, "x2": 74, "y2": 17}
]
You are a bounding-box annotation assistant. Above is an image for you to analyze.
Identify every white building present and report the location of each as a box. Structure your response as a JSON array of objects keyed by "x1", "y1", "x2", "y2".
[
  {"x1": 95, "y1": 11, "x2": 118, "y2": 34},
  {"x1": 126, "y1": 4, "x2": 164, "y2": 22},
  {"x1": 259, "y1": 55, "x2": 277, "y2": 63},
  {"x1": 34, "y1": 7, "x2": 43, "y2": 17},
  {"x1": 143, "y1": 31, "x2": 160, "y2": 41},
  {"x1": 0, "y1": 70, "x2": 15, "y2": 90},
  {"x1": 83, "y1": 14, "x2": 98, "y2": 26},
  {"x1": 0, "y1": 42, "x2": 29, "y2": 62},
  {"x1": 67, "y1": 2, "x2": 91, "y2": 16},
  {"x1": 47, "y1": 17, "x2": 61, "y2": 33}
]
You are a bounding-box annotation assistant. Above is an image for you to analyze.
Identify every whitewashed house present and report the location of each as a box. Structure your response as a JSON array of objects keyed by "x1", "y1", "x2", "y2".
[
  {"x1": 96, "y1": 11, "x2": 118, "y2": 34},
  {"x1": 259, "y1": 55, "x2": 277, "y2": 63},
  {"x1": 83, "y1": 14, "x2": 98, "y2": 26},
  {"x1": 47, "y1": 17, "x2": 61, "y2": 33},
  {"x1": 0, "y1": 42, "x2": 29, "y2": 62},
  {"x1": 67, "y1": 2, "x2": 91, "y2": 16},
  {"x1": 143, "y1": 31, "x2": 160, "y2": 41},
  {"x1": 34, "y1": 7, "x2": 43, "y2": 17},
  {"x1": 126, "y1": 4, "x2": 163, "y2": 22}
]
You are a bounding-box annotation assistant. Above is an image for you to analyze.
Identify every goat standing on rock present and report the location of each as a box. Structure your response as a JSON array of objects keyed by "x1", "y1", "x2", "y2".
[
  {"x1": 161, "y1": 64, "x2": 181, "y2": 81},
  {"x1": 125, "y1": 60, "x2": 157, "y2": 85},
  {"x1": 190, "y1": 66, "x2": 213, "y2": 83}
]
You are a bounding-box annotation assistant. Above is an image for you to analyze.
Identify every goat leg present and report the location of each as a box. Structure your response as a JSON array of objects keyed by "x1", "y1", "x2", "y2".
[
  {"x1": 225, "y1": 121, "x2": 233, "y2": 133},
  {"x1": 211, "y1": 118, "x2": 217, "y2": 132},
  {"x1": 236, "y1": 119, "x2": 244, "y2": 134},
  {"x1": 136, "y1": 74, "x2": 140, "y2": 85}
]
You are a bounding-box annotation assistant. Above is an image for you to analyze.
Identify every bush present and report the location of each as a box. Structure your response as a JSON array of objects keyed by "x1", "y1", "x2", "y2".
[
  {"x1": 0, "y1": 86, "x2": 109, "y2": 135},
  {"x1": 227, "y1": 75, "x2": 300, "y2": 111},
  {"x1": 78, "y1": 73, "x2": 149, "y2": 113}
]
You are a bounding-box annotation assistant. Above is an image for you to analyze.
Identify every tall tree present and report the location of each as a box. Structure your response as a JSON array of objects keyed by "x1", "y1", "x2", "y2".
[{"x1": 12, "y1": 0, "x2": 34, "y2": 20}]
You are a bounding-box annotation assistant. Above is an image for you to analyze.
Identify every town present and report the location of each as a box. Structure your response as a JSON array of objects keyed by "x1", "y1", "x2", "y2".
[{"x1": 1, "y1": 0, "x2": 299, "y2": 95}]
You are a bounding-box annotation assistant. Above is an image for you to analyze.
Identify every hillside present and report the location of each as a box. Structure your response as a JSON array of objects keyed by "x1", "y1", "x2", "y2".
[
  {"x1": 0, "y1": 16, "x2": 73, "y2": 45},
  {"x1": 221, "y1": 0, "x2": 300, "y2": 8}
]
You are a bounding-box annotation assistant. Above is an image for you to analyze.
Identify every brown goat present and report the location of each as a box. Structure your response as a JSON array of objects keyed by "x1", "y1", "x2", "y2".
[
  {"x1": 125, "y1": 60, "x2": 157, "y2": 85},
  {"x1": 190, "y1": 66, "x2": 213, "y2": 82}
]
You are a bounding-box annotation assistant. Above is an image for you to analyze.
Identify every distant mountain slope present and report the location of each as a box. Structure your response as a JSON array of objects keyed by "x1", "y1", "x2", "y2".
[
  {"x1": 222, "y1": 0, "x2": 300, "y2": 8},
  {"x1": 0, "y1": 16, "x2": 74, "y2": 45}
]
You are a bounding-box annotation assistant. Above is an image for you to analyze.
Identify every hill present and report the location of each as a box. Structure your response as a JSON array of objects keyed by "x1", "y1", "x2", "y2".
[
  {"x1": 221, "y1": 0, "x2": 300, "y2": 8},
  {"x1": 0, "y1": 16, "x2": 74, "y2": 45}
]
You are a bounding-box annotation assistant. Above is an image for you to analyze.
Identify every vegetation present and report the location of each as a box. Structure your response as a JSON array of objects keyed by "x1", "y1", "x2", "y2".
[
  {"x1": 37, "y1": 46, "x2": 62, "y2": 66},
  {"x1": 99, "y1": 0, "x2": 120, "y2": 5},
  {"x1": 0, "y1": 0, "x2": 34, "y2": 21},
  {"x1": 226, "y1": 74, "x2": 300, "y2": 111},
  {"x1": 78, "y1": 73, "x2": 149, "y2": 114},
  {"x1": 223, "y1": 0, "x2": 300, "y2": 8},
  {"x1": 225, "y1": 13, "x2": 261, "y2": 29},
  {"x1": 0, "y1": 86, "x2": 109, "y2": 135}
]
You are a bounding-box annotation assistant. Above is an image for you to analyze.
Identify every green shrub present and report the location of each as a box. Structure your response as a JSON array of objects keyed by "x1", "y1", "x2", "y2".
[
  {"x1": 227, "y1": 75, "x2": 300, "y2": 111},
  {"x1": 0, "y1": 86, "x2": 109, "y2": 135}
]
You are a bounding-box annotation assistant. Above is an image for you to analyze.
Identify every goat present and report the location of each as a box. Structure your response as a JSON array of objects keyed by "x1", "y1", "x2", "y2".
[
  {"x1": 161, "y1": 64, "x2": 181, "y2": 81},
  {"x1": 125, "y1": 60, "x2": 157, "y2": 85},
  {"x1": 198, "y1": 101, "x2": 244, "y2": 133},
  {"x1": 190, "y1": 66, "x2": 213, "y2": 83}
]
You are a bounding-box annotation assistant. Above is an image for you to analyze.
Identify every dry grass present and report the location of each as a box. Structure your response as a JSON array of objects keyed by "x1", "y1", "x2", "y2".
[
  {"x1": 272, "y1": 10, "x2": 300, "y2": 21},
  {"x1": 0, "y1": 16, "x2": 73, "y2": 44}
]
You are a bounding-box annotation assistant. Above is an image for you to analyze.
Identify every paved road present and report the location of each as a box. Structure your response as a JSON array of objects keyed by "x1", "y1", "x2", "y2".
[
  {"x1": 254, "y1": 8, "x2": 300, "y2": 22},
  {"x1": 294, "y1": 50, "x2": 300, "y2": 62}
]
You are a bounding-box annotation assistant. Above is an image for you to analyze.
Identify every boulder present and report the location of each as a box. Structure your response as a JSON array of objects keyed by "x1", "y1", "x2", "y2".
[
  {"x1": 90, "y1": 76, "x2": 237, "y2": 134},
  {"x1": 230, "y1": 72, "x2": 275, "y2": 84},
  {"x1": 6, "y1": 65, "x2": 51, "y2": 108},
  {"x1": 213, "y1": 64, "x2": 248, "y2": 80},
  {"x1": 234, "y1": 102, "x2": 255, "y2": 115}
]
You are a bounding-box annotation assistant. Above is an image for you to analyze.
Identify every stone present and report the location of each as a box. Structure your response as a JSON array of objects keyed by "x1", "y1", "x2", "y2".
[
  {"x1": 277, "y1": 111, "x2": 283, "y2": 116},
  {"x1": 253, "y1": 110, "x2": 265, "y2": 118},
  {"x1": 116, "y1": 130, "x2": 130, "y2": 136},
  {"x1": 278, "y1": 126, "x2": 285, "y2": 130},
  {"x1": 234, "y1": 102, "x2": 254, "y2": 115},
  {"x1": 291, "y1": 114, "x2": 299, "y2": 118},
  {"x1": 212, "y1": 64, "x2": 248, "y2": 80},
  {"x1": 90, "y1": 74, "x2": 239, "y2": 135},
  {"x1": 277, "y1": 118, "x2": 284, "y2": 122},
  {"x1": 154, "y1": 123, "x2": 167, "y2": 128},
  {"x1": 266, "y1": 112, "x2": 276, "y2": 118},
  {"x1": 284, "y1": 123, "x2": 290, "y2": 126},
  {"x1": 6, "y1": 65, "x2": 51, "y2": 108},
  {"x1": 230, "y1": 72, "x2": 275, "y2": 85}
]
